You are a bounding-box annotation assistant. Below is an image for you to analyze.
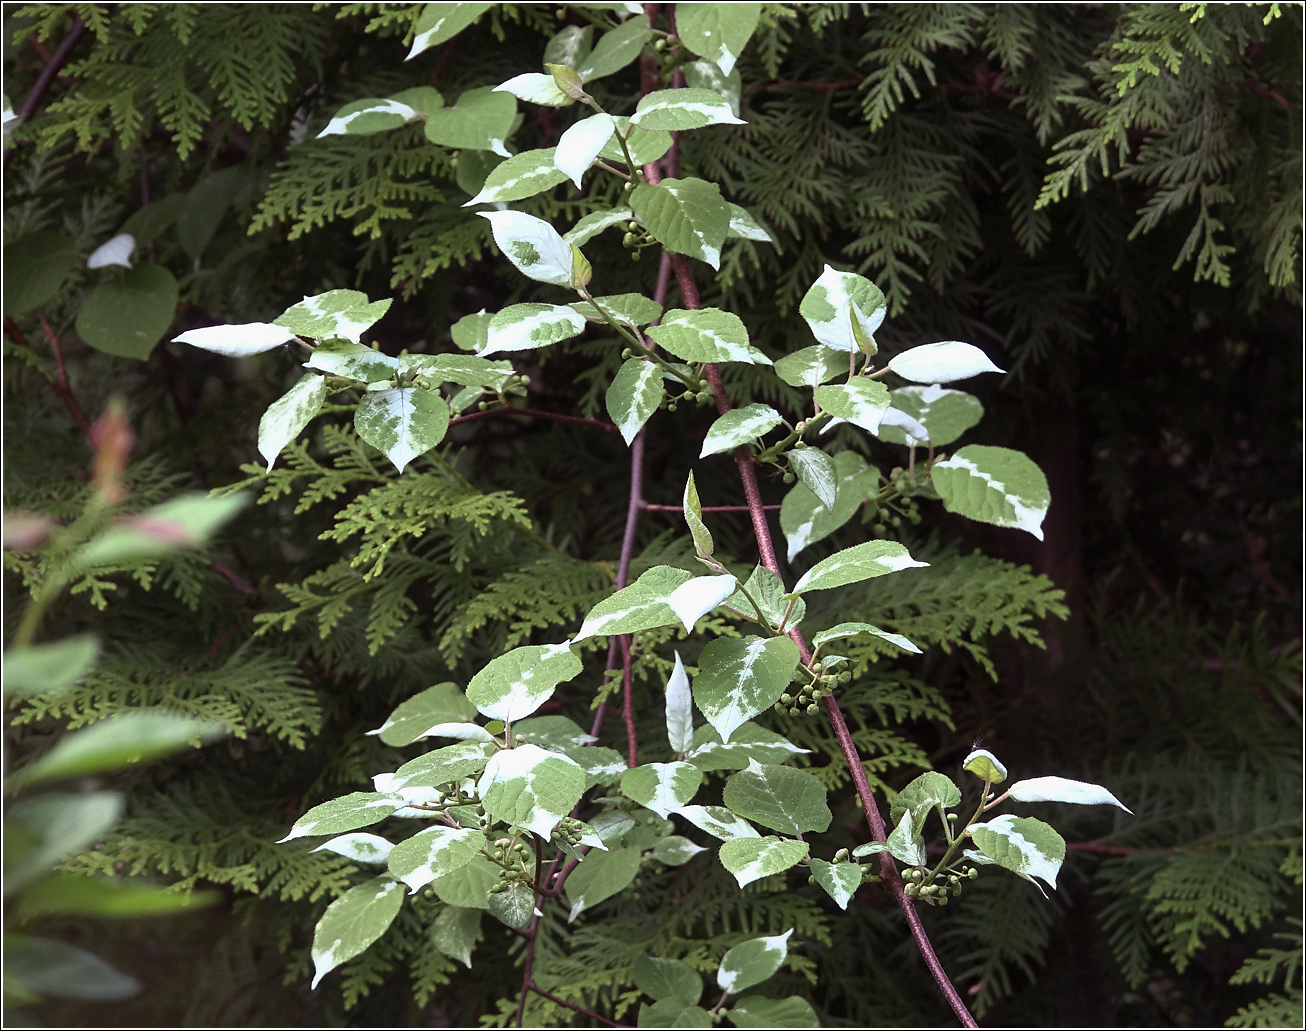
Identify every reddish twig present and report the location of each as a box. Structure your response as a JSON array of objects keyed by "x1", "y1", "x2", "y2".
[
  {"x1": 529, "y1": 984, "x2": 632, "y2": 1028},
  {"x1": 666, "y1": 242, "x2": 978, "y2": 1027},
  {"x1": 4, "y1": 316, "x2": 92, "y2": 433},
  {"x1": 642, "y1": 502, "x2": 782, "y2": 513},
  {"x1": 1236, "y1": 517, "x2": 1288, "y2": 599},
  {"x1": 449, "y1": 406, "x2": 620, "y2": 434},
  {"x1": 5, "y1": 16, "x2": 87, "y2": 171},
  {"x1": 207, "y1": 559, "x2": 256, "y2": 595}
]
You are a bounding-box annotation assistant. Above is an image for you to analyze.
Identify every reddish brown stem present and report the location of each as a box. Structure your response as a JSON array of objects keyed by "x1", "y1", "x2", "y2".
[
  {"x1": 642, "y1": 502, "x2": 782, "y2": 513},
  {"x1": 4, "y1": 316, "x2": 92, "y2": 434},
  {"x1": 207, "y1": 559, "x2": 255, "y2": 595},
  {"x1": 668, "y1": 245, "x2": 977, "y2": 1028},
  {"x1": 529, "y1": 984, "x2": 632, "y2": 1028},
  {"x1": 449, "y1": 406, "x2": 620, "y2": 434}
]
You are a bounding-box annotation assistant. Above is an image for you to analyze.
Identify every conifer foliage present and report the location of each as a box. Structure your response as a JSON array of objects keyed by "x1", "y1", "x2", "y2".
[{"x1": 3, "y1": 3, "x2": 1299, "y2": 1027}]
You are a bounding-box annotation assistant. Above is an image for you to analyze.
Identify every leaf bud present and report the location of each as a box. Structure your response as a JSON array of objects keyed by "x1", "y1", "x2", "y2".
[{"x1": 807, "y1": 875, "x2": 815, "y2": 885}]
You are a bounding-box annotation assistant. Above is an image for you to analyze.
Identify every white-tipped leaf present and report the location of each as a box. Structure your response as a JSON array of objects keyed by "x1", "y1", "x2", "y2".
[
  {"x1": 174, "y1": 322, "x2": 295, "y2": 357},
  {"x1": 1008, "y1": 776, "x2": 1132, "y2": 813},
  {"x1": 482, "y1": 303, "x2": 586, "y2": 356},
  {"x1": 930, "y1": 445, "x2": 1050, "y2": 540},
  {"x1": 465, "y1": 642, "x2": 581, "y2": 722},
  {"x1": 310, "y1": 877, "x2": 404, "y2": 989},
  {"x1": 87, "y1": 233, "x2": 135, "y2": 269},
  {"x1": 258, "y1": 374, "x2": 328, "y2": 470},
  {"x1": 799, "y1": 265, "x2": 886, "y2": 353},
  {"x1": 887, "y1": 341, "x2": 1003, "y2": 383},
  {"x1": 666, "y1": 574, "x2": 737, "y2": 632},
  {"x1": 665, "y1": 651, "x2": 693, "y2": 755},
  {"x1": 477, "y1": 744, "x2": 585, "y2": 839},
  {"x1": 555, "y1": 113, "x2": 616, "y2": 188},
  {"x1": 479, "y1": 210, "x2": 576, "y2": 286}
]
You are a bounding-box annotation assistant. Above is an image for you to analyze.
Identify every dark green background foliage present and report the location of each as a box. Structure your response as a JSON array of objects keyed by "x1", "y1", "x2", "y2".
[{"x1": 3, "y1": 3, "x2": 1300, "y2": 1026}]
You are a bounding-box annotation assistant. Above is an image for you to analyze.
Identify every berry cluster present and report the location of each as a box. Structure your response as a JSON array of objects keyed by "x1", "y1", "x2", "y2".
[
  {"x1": 775, "y1": 669, "x2": 852, "y2": 717},
  {"x1": 901, "y1": 865, "x2": 978, "y2": 906},
  {"x1": 488, "y1": 837, "x2": 534, "y2": 895},
  {"x1": 551, "y1": 817, "x2": 586, "y2": 849}
]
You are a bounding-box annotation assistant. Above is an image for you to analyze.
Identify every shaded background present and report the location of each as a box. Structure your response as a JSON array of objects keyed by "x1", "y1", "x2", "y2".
[{"x1": 4, "y1": 3, "x2": 1300, "y2": 1026}]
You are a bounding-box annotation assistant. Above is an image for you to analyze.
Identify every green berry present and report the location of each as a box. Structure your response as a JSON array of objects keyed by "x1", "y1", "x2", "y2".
[
  {"x1": 630, "y1": 251, "x2": 641, "y2": 261},
  {"x1": 780, "y1": 693, "x2": 793, "y2": 704},
  {"x1": 806, "y1": 703, "x2": 819, "y2": 715},
  {"x1": 783, "y1": 472, "x2": 796, "y2": 484},
  {"x1": 968, "y1": 867, "x2": 979, "y2": 879}
]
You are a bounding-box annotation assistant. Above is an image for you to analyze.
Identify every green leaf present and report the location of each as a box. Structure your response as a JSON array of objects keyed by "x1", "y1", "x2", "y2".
[
  {"x1": 887, "y1": 341, "x2": 1003, "y2": 383},
  {"x1": 879, "y1": 385, "x2": 983, "y2": 447},
  {"x1": 799, "y1": 265, "x2": 885, "y2": 354},
  {"x1": 634, "y1": 954, "x2": 703, "y2": 1006},
  {"x1": 316, "y1": 97, "x2": 421, "y2": 137},
  {"x1": 717, "y1": 929, "x2": 793, "y2": 993},
  {"x1": 513, "y1": 715, "x2": 596, "y2": 752},
  {"x1": 891, "y1": 771, "x2": 962, "y2": 835},
  {"x1": 484, "y1": 302, "x2": 587, "y2": 355},
  {"x1": 676, "y1": 3, "x2": 761, "y2": 75},
  {"x1": 962, "y1": 748, "x2": 1008, "y2": 784},
  {"x1": 454, "y1": 148, "x2": 505, "y2": 194},
  {"x1": 573, "y1": 292, "x2": 664, "y2": 328},
  {"x1": 258, "y1": 374, "x2": 328, "y2": 470},
  {"x1": 305, "y1": 341, "x2": 400, "y2": 382},
  {"x1": 931, "y1": 445, "x2": 1050, "y2": 540},
  {"x1": 785, "y1": 447, "x2": 837, "y2": 513},
  {"x1": 401, "y1": 353, "x2": 514, "y2": 390},
  {"x1": 815, "y1": 379, "x2": 892, "y2": 434},
  {"x1": 428, "y1": 855, "x2": 499, "y2": 910},
  {"x1": 310, "y1": 832, "x2": 394, "y2": 865},
  {"x1": 683, "y1": 471, "x2": 714, "y2": 558},
  {"x1": 779, "y1": 450, "x2": 879, "y2": 561},
  {"x1": 968, "y1": 814, "x2": 1066, "y2": 892},
  {"x1": 630, "y1": 179, "x2": 731, "y2": 269},
  {"x1": 478, "y1": 743, "x2": 585, "y2": 838},
  {"x1": 886, "y1": 810, "x2": 926, "y2": 867},
  {"x1": 638, "y1": 1000, "x2": 712, "y2": 1027},
  {"x1": 774, "y1": 345, "x2": 846, "y2": 389},
  {"x1": 545, "y1": 24, "x2": 594, "y2": 69},
  {"x1": 727, "y1": 564, "x2": 802, "y2": 631},
  {"x1": 493, "y1": 72, "x2": 570, "y2": 108},
  {"x1": 727, "y1": 995, "x2": 819, "y2": 1027},
  {"x1": 423, "y1": 86, "x2": 515, "y2": 155},
  {"x1": 726, "y1": 203, "x2": 772, "y2": 243},
  {"x1": 1007, "y1": 776, "x2": 1132, "y2": 812},
  {"x1": 631, "y1": 88, "x2": 745, "y2": 131},
  {"x1": 808, "y1": 858, "x2": 862, "y2": 910},
  {"x1": 386, "y1": 826, "x2": 486, "y2": 892},
  {"x1": 700, "y1": 403, "x2": 782, "y2": 458},
  {"x1": 678, "y1": 805, "x2": 760, "y2": 841},
  {"x1": 3, "y1": 634, "x2": 99, "y2": 698},
  {"x1": 556, "y1": 112, "x2": 616, "y2": 187},
  {"x1": 811, "y1": 621, "x2": 919, "y2": 655},
  {"x1": 465, "y1": 148, "x2": 568, "y2": 205},
  {"x1": 573, "y1": 565, "x2": 692, "y2": 641},
  {"x1": 693, "y1": 636, "x2": 800, "y2": 742},
  {"x1": 354, "y1": 386, "x2": 450, "y2": 473},
  {"x1": 13, "y1": 874, "x2": 219, "y2": 921},
  {"x1": 576, "y1": 15, "x2": 652, "y2": 82},
  {"x1": 684, "y1": 723, "x2": 809, "y2": 772},
  {"x1": 390, "y1": 85, "x2": 444, "y2": 117},
  {"x1": 682, "y1": 60, "x2": 742, "y2": 119},
  {"x1": 5, "y1": 793, "x2": 124, "y2": 894},
  {"x1": 722, "y1": 760, "x2": 831, "y2": 836},
  {"x1": 451, "y1": 311, "x2": 491, "y2": 351},
  {"x1": 621, "y1": 762, "x2": 703, "y2": 818},
  {"x1": 565, "y1": 846, "x2": 641, "y2": 920},
  {"x1": 14, "y1": 711, "x2": 224, "y2": 787},
  {"x1": 646, "y1": 307, "x2": 771, "y2": 365},
  {"x1": 5, "y1": 936, "x2": 138, "y2": 1001},
  {"x1": 564, "y1": 206, "x2": 635, "y2": 247},
  {"x1": 487, "y1": 880, "x2": 535, "y2": 929},
  {"x1": 368, "y1": 683, "x2": 477, "y2": 746},
  {"x1": 77, "y1": 493, "x2": 246, "y2": 567},
  {"x1": 119, "y1": 194, "x2": 187, "y2": 245},
  {"x1": 3, "y1": 231, "x2": 79, "y2": 313},
  {"x1": 390, "y1": 741, "x2": 494, "y2": 790},
  {"x1": 851, "y1": 841, "x2": 891, "y2": 859},
  {"x1": 276, "y1": 289, "x2": 390, "y2": 343},
  {"x1": 653, "y1": 835, "x2": 707, "y2": 866},
  {"x1": 407, "y1": 2, "x2": 494, "y2": 59},
  {"x1": 480, "y1": 210, "x2": 578, "y2": 287},
  {"x1": 599, "y1": 116, "x2": 673, "y2": 166},
  {"x1": 791, "y1": 540, "x2": 927, "y2": 595},
  {"x1": 431, "y1": 905, "x2": 481, "y2": 968},
  {"x1": 607, "y1": 358, "x2": 664, "y2": 445},
  {"x1": 178, "y1": 167, "x2": 241, "y2": 259},
  {"x1": 665, "y1": 651, "x2": 694, "y2": 756},
  {"x1": 279, "y1": 792, "x2": 406, "y2": 842},
  {"x1": 76, "y1": 263, "x2": 178, "y2": 360},
  {"x1": 310, "y1": 877, "x2": 405, "y2": 988},
  {"x1": 466, "y1": 643, "x2": 582, "y2": 722}
]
